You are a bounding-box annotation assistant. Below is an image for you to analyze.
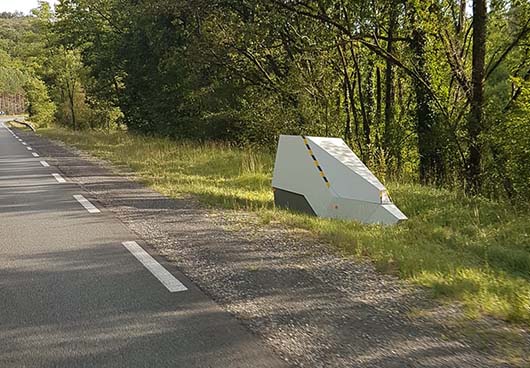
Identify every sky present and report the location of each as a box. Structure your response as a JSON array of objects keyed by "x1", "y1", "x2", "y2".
[{"x1": 0, "y1": 0, "x2": 57, "y2": 14}]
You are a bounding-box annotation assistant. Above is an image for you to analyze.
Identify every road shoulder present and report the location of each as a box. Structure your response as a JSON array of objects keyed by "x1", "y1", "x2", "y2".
[{"x1": 18, "y1": 128, "x2": 530, "y2": 368}]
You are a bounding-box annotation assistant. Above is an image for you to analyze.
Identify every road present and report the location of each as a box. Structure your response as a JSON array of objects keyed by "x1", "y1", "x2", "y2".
[{"x1": 0, "y1": 118, "x2": 285, "y2": 367}]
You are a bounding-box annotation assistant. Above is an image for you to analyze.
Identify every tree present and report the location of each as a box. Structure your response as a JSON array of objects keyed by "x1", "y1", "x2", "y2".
[
  {"x1": 467, "y1": 0, "x2": 487, "y2": 194},
  {"x1": 13, "y1": 0, "x2": 526, "y2": 200},
  {"x1": 24, "y1": 76, "x2": 55, "y2": 126}
]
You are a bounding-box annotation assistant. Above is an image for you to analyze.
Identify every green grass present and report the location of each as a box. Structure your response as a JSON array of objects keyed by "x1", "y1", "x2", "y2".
[{"x1": 39, "y1": 127, "x2": 530, "y2": 325}]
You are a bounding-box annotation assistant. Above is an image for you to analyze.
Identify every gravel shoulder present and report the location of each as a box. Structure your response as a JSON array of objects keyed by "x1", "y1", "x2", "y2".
[{"x1": 20, "y1": 129, "x2": 530, "y2": 368}]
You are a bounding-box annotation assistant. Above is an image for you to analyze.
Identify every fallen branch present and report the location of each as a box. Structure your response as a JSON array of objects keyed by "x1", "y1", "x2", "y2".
[{"x1": 9, "y1": 118, "x2": 36, "y2": 132}]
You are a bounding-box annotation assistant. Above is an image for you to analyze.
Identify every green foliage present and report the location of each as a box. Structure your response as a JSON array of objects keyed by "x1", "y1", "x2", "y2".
[
  {"x1": 44, "y1": 0, "x2": 530, "y2": 199},
  {"x1": 0, "y1": 4, "x2": 121, "y2": 129},
  {"x1": 24, "y1": 76, "x2": 55, "y2": 126},
  {"x1": 40, "y1": 126, "x2": 530, "y2": 325},
  {"x1": 489, "y1": 82, "x2": 530, "y2": 196},
  {"x1": 0, "y1": 63, "x2": 26, "y2": 94}
]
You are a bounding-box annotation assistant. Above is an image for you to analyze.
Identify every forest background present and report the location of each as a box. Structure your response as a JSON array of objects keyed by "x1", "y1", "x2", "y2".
[{"x1": 1, "y1": 0, "x2": 530, "y2": 199}]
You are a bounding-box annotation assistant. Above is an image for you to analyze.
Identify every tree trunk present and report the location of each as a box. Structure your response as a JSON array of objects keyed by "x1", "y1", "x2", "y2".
[
  {"x1": 384, "y1": 4, "x2": 397, "y2": 176},
  {"x1": 67, "y1": 80, "x2": 77, "y2": 131},
  {"x1": 337, "y1": 42, "x2": 356, "y2": 147},
  {"x1": 376, "y1": 66, "x2": 382, "y2": 134},
  {"x1": 70, "y1": 95, "x2": 77, "y2": 131},
  {"x1": 343, "y1": 80, "x2": 352, "y2": 145},
  {"x1": 364, "y1": 61, "x2": 374, "y2": 163},
  {"x1": 458, "y1": 0, "x2": 466, "y2": 34},
  {"x1": 467, "y1": 0, "x2": 487, "y2": 194},
  {"x1": 351, "y1": 44, "x2": 371, "y2": 163}
]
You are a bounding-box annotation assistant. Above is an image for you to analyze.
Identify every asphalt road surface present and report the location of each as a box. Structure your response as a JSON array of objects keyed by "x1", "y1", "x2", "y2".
[{"x1": 0, "y1": 118, "x2": 286, "y2": 367}]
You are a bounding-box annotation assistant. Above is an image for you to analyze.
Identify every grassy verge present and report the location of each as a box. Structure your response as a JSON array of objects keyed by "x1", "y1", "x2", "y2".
[{"x1": 39, "y1": 127, "x2": 530, "y2": 325}]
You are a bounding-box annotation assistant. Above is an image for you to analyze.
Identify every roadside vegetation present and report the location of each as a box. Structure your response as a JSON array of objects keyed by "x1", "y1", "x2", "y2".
[
  {"x1": 40, "y1": 126, "x2": 530, "y2": 325},
  {"x1": 2, "y1": 0, "x2": 530, "y2": 331},
  {"x1": 3, "y1": 2, "x2": 530, "y2": 201}
]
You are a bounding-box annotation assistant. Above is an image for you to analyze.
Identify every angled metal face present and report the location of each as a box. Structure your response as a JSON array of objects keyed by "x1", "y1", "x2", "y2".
[
  {"x1": 273, "y1": 188, "x2": 316, "y2": 216},
  {"x1": 306, "y1": 136, "x2": 384, "y2": 204},
  {"x1": 272, "y1": 135, "x2": 331, "y2": 214}
]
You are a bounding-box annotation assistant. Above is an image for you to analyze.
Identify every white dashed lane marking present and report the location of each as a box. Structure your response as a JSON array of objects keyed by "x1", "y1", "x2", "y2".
[
  {"x1": 32, "y1": 152, "x2": 40, "y2": 157},
  {"x1": 40, "y1": 161, "x2": 50, "y2": 167},
  {"x1": 122, "y1": 241, "x2": 188, "y2": 293},
  {"x1": 51, "y1": 173, "x2": 66, "y2": 183},
  {"x1": 73, "y1": 195, "x2": 100, "y2": 214},
  {"x1": 27, "y1": 147, "x2": 33, "y2": 151}
]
